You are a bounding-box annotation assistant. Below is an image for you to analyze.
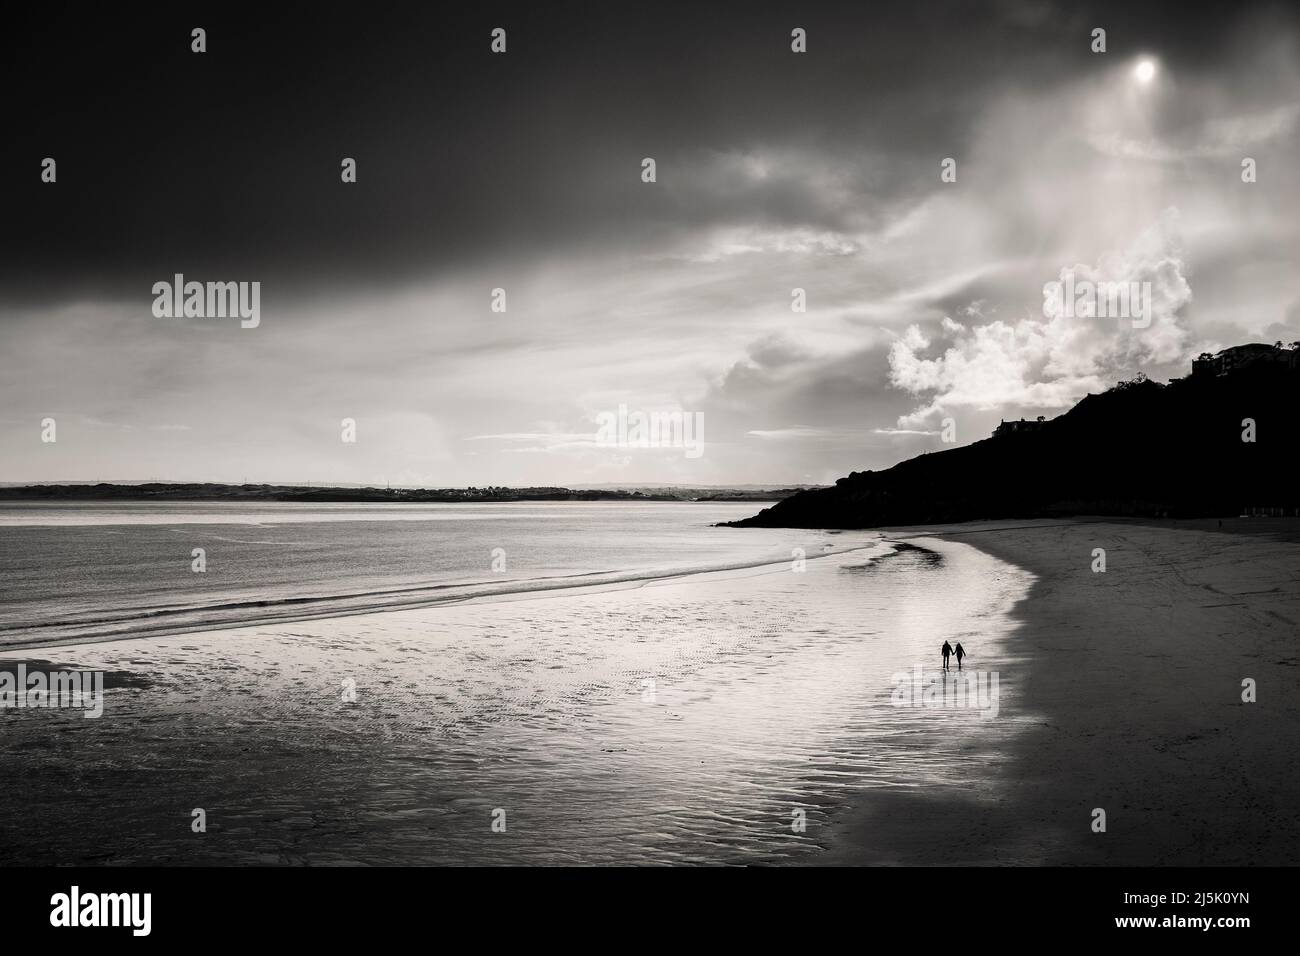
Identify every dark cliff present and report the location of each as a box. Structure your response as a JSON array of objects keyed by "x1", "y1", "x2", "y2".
[{"x1": 728, "y1": 354, "x2": 1299, "y2": 529}]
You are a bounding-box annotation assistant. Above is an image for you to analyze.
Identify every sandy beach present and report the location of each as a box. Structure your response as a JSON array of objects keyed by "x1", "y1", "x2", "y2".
[
  {"x1": 2, "y1": 518, "x2": 1296, "y2": 865},
  {"x1": 821, "y1": 518, "x2": 1300, "y2": 865}
]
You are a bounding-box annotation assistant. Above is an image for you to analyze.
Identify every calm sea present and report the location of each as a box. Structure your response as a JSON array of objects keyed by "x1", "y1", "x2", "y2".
[{"x1": 0, "y1": 500, "x2": 825, "y2": 647}]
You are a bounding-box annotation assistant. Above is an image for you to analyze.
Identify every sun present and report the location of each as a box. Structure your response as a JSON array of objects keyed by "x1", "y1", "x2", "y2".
[{"x1": 1134, "y1": 59, "x2": 1157, "y2": 84}]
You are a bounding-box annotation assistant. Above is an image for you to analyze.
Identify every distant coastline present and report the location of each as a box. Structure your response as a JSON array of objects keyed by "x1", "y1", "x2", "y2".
[{"x1": 0, "y1": 482, "x2": 815, "y2": 504}]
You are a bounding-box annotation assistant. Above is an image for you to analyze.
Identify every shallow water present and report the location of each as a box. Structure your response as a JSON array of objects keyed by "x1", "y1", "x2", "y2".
[
  {"x1": 0, "y1": 501, "x2": 825, "y2": 646},
  {"x1": 0, "y1": 503, "x2": 1032, "y2": 865}
]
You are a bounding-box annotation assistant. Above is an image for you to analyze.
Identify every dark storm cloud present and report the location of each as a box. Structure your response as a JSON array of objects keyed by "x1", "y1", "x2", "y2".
[{"x1": 3, "y1": 0, "x2": 1268, "y2": 307}]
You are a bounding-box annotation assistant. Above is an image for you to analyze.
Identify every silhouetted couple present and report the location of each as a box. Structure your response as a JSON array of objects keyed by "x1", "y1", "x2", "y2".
[{"x1": 941, "y1": 640, "x2": 966, "y2": 672}]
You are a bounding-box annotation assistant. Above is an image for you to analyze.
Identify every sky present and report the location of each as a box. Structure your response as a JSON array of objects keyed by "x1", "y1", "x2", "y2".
[{"x1": 3, "y1": 0, "x2": 1299, "y2": 486}]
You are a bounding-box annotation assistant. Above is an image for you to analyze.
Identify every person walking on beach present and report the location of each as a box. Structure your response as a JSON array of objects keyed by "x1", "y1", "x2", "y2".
[
  {"x1": 954, "y1": 642, "x2": 966, "y2": 671},
  {"x1": 941, "y1": 640, "x2": 953, "y2": 672}
]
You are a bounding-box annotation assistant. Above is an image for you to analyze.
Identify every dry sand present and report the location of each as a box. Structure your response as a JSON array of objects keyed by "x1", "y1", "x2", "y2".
[{"x1": 820, "y1": 518, "x2": 1300, "y2": 865}]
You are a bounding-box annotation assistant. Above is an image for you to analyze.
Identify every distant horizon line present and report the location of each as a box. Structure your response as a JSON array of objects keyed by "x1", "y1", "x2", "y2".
[{"x1": 0, "y1": 479, "x2": 823, "y2": 491}]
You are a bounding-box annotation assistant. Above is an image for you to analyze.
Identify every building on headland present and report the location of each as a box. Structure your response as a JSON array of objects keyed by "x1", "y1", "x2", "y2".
[
  {"x1": 993, "y1": 416, "x2": 1046, "y2": 438},
  {"x1": 1192, "y1": 342, "x2": 1299, "y2": 377}
]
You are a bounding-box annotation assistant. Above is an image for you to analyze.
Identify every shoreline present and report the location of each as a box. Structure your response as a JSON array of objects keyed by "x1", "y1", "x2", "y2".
[
  {"x1": 0, "y1": 541, "x2": 880, "y2": 652},
  {"x1": 817, "y1": 518, "x2": 1300, "y2": 865}
]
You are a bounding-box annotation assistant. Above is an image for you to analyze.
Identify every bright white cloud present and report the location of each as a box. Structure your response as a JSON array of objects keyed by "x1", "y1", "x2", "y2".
[{"x1": 888, "y1": 212, "x2": 1194, "y2": 426}]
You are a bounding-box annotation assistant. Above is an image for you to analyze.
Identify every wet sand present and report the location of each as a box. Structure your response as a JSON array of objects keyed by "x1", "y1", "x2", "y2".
[
  {"x1": 820, "y1": 518, "x2": 1300, "y2": 865},
  {"x1": 0, "y1": 539, "x2": 1029, "y2": 865}
]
